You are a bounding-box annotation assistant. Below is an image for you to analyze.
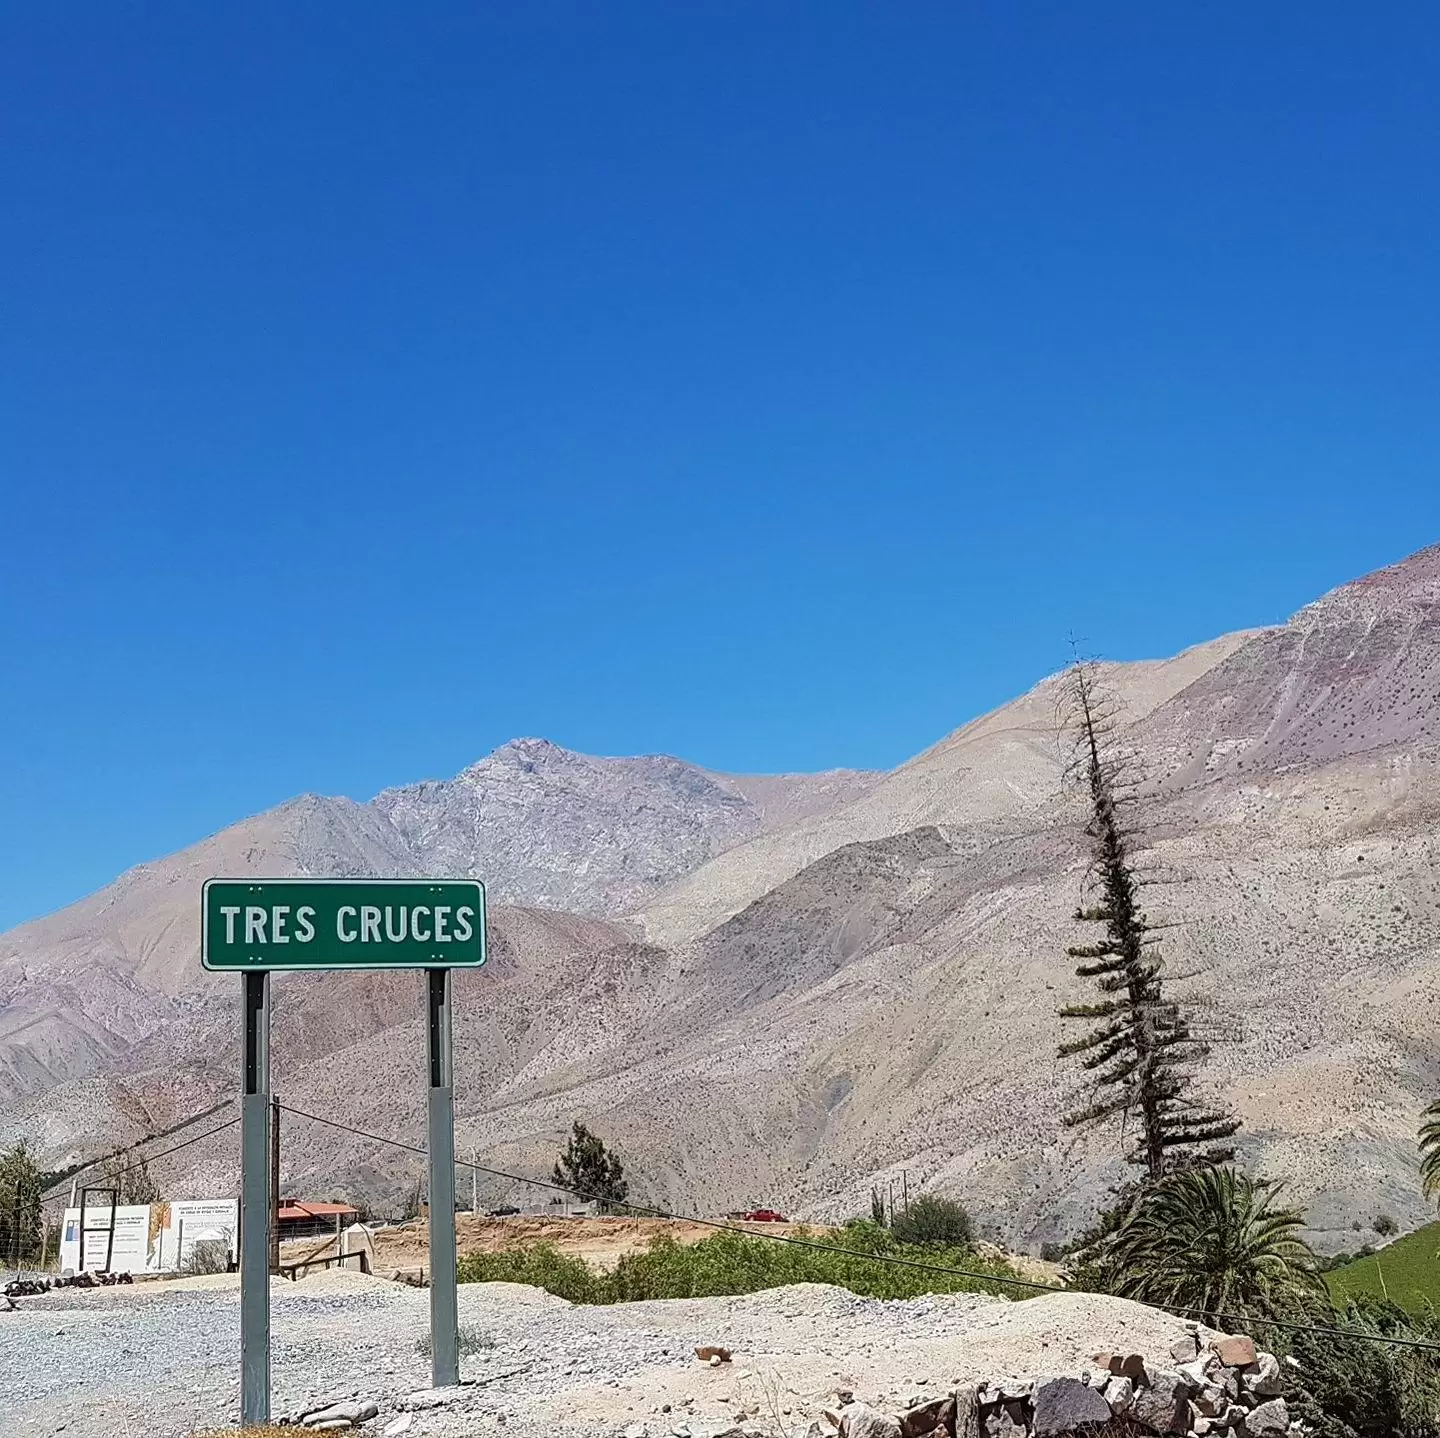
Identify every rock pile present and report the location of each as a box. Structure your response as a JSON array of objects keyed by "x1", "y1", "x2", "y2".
[
  {"x1": 832, "y1": 1328, "x2": 1297, "y2": 1438},
  {"x1": 281, "y1": 1396, "x2": 381, "y2": 1430}
]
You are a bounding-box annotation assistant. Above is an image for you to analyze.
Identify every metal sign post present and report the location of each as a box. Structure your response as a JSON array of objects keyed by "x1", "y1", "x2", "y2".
[
  {"x1": 427, "y1": 967, "x2": 460, "y2": 1387},
  {"x1": 240, "y1": 970, "x2": 271, "y2": 1426},
  {"x1": 205, "y1": 878, "x2": 486, "y2": 1423}
]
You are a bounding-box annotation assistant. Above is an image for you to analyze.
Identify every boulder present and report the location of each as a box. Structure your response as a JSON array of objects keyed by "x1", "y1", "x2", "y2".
[
  {"x1": 1242, "y1": 1398, "x2": 1289, "y2": 1436},
  {"x1": 1031, "y1": 1375, "x2": 1112, "y2": 1435},
  {"x1": 899, "y1": 1397, "x2": 954, "y2": 1438},
  {"x1": 1240, "y1": 1353, "x2": 1284, "y2": 1399},
  {"x1": 838, "y1": 1402, "x2": 902, "y2": 1438},
  {"x1": 1102, "y1": 1376, "x2": 1134, "y2": 1415},
  {"x1": 982, "y1": 1401, "x2": 1026, "y2": 1438},
  {"x1": 1211, "y1": 1335, "x2": 1258, "y2": 1368},
  {"x1": 1094, "y1": 1351, "x2": 1148, "y2": 1380},
  {"x1": 302, "y1": 1399, "x2": 380, "y2": 1428},
  {"x1": 1191, "y1": 1384, "x2": 1228, "y2": 1418},
  {"x1": 1171, "y1": 1333, "x2": 1201, "y2": 1363},
  {"x1": 1175, "y1": 1354, "x2": 1219, "y2": 1389},
  {"x1": 954, "y1": 1383, "x2": 982, "y2": 1438},
  {"x1": 1131, "y1": 1369, "x2": 1189, "y2": 1434},
  {"x1": 382, "y1": 1419, "x2": 413, "y2": 1438},
  {"x1": 696, "y1": 1345, "x2": 733, "y2": 1364}
]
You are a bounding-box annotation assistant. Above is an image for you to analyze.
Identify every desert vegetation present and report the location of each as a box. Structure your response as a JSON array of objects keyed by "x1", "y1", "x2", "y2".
[
  {"x1": 0, "y1": 1141, "x2": 43, "y2": 1267},
  {"x1": 458, "y1": 1219, "x2": 1021, "y2": 1303},
  {"x1": 1070, "y1": 1166, "x2": 1323, "y2": 1326},
  {"x1": 553, "y1": 1121, "x2": 629, "y2": 1212},
  {"x1": 1057, "y1": 661, "x2": 1239, "y2": 1178}
]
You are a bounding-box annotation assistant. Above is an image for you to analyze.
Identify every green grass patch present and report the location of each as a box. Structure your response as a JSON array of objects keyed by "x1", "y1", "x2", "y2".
[
  {"x1": 1325, "y1": 1221, "x2": 1440, "y2": 1318},
  {"x1": 457, "y1": 1221, "x2": 1031, "y2": 1304}
]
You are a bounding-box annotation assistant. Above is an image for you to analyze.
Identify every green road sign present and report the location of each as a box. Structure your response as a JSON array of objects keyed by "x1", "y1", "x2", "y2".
[{"x1": 202, "y1": 878, "x2": 486, "y2": 971}]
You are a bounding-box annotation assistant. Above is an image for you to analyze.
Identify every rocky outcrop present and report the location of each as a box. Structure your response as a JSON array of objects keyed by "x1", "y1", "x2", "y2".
[{"x1": 856, "y1": 1329, "x2": 1300, "y2": 1438}]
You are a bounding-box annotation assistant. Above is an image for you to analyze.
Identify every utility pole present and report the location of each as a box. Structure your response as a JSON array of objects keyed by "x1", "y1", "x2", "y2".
[
  {"x1": 471, "y1": 1148, "x2": 478, "y2": 1216},
  {"x1": 269, "y1": 1095, "x2": 281, "y2": 1276},
  {"x1": 426, "y1": 968, "x2": 460, "y2": 1388},
  {"x1": 240, "y1": 971, "x2": 272, "y2": 1426},
  {"x1": 902, "y1": 1170, "x2": 909, "y2": 1213}
]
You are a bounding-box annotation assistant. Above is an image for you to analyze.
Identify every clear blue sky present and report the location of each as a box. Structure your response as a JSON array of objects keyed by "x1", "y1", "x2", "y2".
[{"x1": 3, "y1": 3, "x2": 1438, "y2": 930}]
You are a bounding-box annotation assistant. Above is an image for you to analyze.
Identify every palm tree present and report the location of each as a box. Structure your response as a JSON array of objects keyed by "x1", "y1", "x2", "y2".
[
  {"x1": 1418, "y1": 1100, "x2": 1440, "y2": 1202},
  {"x1": 1094, "y1": 1165, "x2": 1323, "y2": 1327}
]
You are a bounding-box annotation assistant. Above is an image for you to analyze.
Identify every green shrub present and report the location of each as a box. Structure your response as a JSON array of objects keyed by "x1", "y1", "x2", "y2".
[
  {"x1": 1076, "y1": 1166, "x2": 1323, "y2": 1327},
  {"x1": 1283, "y1": 1297, "x2": 1440, "y2": 1438},
  {"x1": 457, "y1": 1221, "x2": 1029, "y2": 1305},
  {"x1": 1374, "y1": 1214, "x2": 1399, "y2": 1237},
  {"x1": 889, "y1": 1194, "x2": 974, "y2": 1247},
  {"x1": 455, "y1": 1243, "x2": 603, "y2": 1303}
]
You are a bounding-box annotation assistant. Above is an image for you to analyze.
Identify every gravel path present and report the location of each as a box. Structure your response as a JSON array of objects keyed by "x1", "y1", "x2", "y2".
[{"x1": 2, "y1": 1272, "x2": 1202, "y2": 1438}]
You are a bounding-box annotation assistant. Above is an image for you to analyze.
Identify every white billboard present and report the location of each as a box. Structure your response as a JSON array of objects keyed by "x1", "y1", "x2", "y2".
[
  {"x1": 157, "y1": 1199, "x2": 238, "y2": 1271},
  {"x1": 59, "y1": 1198, "x2": 237, "y2": 1275},
  {"x1": 59, "y1": 1204, "x2": 158, "y2": 1274}
]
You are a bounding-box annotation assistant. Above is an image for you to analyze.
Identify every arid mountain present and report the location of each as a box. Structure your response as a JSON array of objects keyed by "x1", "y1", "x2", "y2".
[
  {"x1": 0, "y1": 750, "x2": 875, "y2": 1109},
  {"x1": 634, "y1": 630, "x2": 1259, "y2": 950},
  {"x1": 3, "y1": 544, "x2": 1438, "y2": 1254},
  {"x1": 374, "y1": 737, "x2": 878, "y2": 916}
]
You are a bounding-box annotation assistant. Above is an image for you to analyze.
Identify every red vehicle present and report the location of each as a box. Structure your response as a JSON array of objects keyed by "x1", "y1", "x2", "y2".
[{"x1": 741, "y1": 1208, "x2": 788, "y2": 1223}]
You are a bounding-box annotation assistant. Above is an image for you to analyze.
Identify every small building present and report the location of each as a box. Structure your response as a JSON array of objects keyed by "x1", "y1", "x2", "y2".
[{"x1": 277, "y1": 1200, "x2": 359, "y2": 1241}]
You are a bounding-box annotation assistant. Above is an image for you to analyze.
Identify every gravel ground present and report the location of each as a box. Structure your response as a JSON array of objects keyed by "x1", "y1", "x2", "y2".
[{"x1": 2, "y1": 1271, "x2": 1206, "y2": 1438}]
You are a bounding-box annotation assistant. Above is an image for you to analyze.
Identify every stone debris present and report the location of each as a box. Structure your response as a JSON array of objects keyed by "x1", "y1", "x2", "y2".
[
  {"x1": 1093, "y1": 1350, "x2": 1149, "y2": 1381},
  {"x1": 1241, "y1": 1352, "x2": 1284, "y2": 1399},
  {"x1": 870, "y1": 1330, "x2": 1293, "y2": 1438},
  {"x1": 1209, "y1": 1335, "x2": 1258, "y2": 1368},
  {"x1": 1029, "y1": 1376, "x2": 1111, "y2": 1435},
  {"x1": 297, "y1": 1396, "x2": 380, "y2": 1429},
  {"x1": 382, "y1": 1417, "x2": 414, "y2": 1438},
  {"x1": 1171, "y1": 1333, "x2": 1201, "y2": 1364},
  {"x1": 838, "y1": 1401, "x2": 903, "y2": 1438},
  {"x1": 899, "y1": 1395, "x2": 955, "y2": 1438},
  {"x1": 401, "y1": 1384, "x2": 471, "y2": 1410},
  {"x1": 1101, "y1": 1375, "x2": 1134, "y2": 1414}
]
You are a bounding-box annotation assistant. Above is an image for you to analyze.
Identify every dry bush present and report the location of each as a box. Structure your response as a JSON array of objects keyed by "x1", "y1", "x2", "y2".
[
  {"x1": 185, "y1": 1239, "x2": 231, "y2": 1276},
  {"x1": 191, "y1": 1428, "x2": 294, "y2": 1437}
]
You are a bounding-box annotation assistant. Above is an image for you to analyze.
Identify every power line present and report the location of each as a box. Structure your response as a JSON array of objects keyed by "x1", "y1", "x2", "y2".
[
  {"x1": 275, "y1": 1101, "x2": 1440, "y2": 1355},
  {"x1": 39, "y1": 1116, "x2": 242, "y2": 1204}
]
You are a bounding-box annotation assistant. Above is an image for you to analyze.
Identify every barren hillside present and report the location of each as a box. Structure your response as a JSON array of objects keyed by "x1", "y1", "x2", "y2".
[{"x1": 3, "y1": 544, "x2": 1438, "y2": 1253}]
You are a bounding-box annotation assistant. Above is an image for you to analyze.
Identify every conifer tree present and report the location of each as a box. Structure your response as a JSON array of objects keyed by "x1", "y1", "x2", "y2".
[
  {"x1": 0, "y1": 1141, "x2": 43, "y2": 1267},
  {"x1": 553, "y1": 1121, "x2": 629, "y2": 1212},
  {"x1": 1058, "y1": 661, "x2": 1239, "y2": 1181}
]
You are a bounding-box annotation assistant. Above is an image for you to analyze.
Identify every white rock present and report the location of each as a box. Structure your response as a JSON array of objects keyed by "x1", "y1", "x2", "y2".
[
  {"x1": 836, "y1": 1402, "x2": 901, "y2": 1438},
  {"x1": 383, "y1": 1417, "x2": 414, "y2": 1438},
  {"x1": 1101, "y1": 1375, "x2": 1134, "y2": 1414}
]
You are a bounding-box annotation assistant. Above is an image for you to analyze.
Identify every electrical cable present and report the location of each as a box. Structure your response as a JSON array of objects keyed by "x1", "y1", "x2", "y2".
[
  {"x1": 38, "y1": 1116, "x2": 241, "y2": 1203},
  {"x1": 275, "y1": 1100, "x2": 1440, "y2": 1354}
]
